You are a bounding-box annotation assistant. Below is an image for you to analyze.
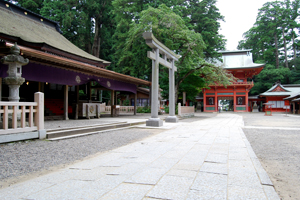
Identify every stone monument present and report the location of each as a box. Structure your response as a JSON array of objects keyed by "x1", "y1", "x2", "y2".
[{"x1": 1, "y1": 43, "x2": 29, "y2": 102}]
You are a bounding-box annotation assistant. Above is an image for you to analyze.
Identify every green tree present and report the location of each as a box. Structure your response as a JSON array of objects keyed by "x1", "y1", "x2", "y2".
[
  {"x1": 238, "y1": 0, "x2": 300, "y2": 67},
  {"x1": 250, "y1": 64, "x2": 291, "y2": 95},
  {"x1": 12, "y1": 0, "x2": 44, "y2": 14},
  {"x1": 117, "y1": 4, "x2": 234, "y2": 103},
  {"x1": 188, "y1": 0, "x2": 226, "y2": 58}
]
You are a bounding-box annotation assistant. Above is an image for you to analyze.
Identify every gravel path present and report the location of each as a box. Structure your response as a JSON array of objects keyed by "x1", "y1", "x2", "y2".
[
  {"x1": 243, "y1": 128, "x2": 300, "y2": 200},
  {"x1": 238, "y1": 113, "x2": 300, "y2": 200},
  {"x1": 0, "y1": 128, "x2": 163, "y2": 188}
]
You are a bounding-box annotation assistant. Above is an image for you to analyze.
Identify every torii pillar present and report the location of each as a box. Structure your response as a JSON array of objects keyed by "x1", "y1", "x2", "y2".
[{"x1": 143, "y1": 32, "x2": 180, "y2": 126}]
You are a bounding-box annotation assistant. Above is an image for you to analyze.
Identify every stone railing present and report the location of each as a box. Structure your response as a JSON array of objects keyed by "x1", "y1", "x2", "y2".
[
  {"x1": 104, "y1": 106, "x2": 111, "y2": 113},
  {"x1": 178, "y1": 103, "x2": 195, "y2": 117},
  {"x1": 0, "y1": 92, "x2": 46, "y2": 143},
  {"x1": 119, "y1": 106, "x2": 135, "y2": 113},
  {"x1": 103, "y1": 106, "x2": 143, "y2": 114}
]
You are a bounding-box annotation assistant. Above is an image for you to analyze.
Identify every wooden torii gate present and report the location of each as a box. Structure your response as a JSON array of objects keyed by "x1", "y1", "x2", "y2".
[{"x1": 143, "y1": 32, "x2": 181, "y2": 127}]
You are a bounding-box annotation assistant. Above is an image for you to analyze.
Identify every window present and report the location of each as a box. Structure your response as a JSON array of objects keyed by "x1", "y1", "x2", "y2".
[{"x1": 269, "y1": 101, "x2": 284, "y2": 108}]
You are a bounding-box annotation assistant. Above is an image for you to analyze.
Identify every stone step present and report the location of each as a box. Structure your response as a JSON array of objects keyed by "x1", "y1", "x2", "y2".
[{"x1": 46, "y1": 121, "x2": 145, "y2": 140}]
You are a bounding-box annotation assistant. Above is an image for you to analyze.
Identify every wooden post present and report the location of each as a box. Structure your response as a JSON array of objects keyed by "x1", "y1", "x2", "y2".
[
  {"x1": 215, "y1": 90, "x2": 218, "y2": 112},
  {"x1": 134, "y1": 92, "x2": 137, "y2": 115},
  {"x1": 111, "y1": 90, "x2": 115, "y2": 117},
  {"x1": 203, "y1": 89, "x2": 206, "y2": 112},
  {"x1": 64, "y1": 85, "x2": 69, "y2": 120},
  {"x1": 74, "y1": 85, "x2": 79, "y2": 120},
  {"x1": 233, "y1": 89, "x2": 236, "y2": 112}
]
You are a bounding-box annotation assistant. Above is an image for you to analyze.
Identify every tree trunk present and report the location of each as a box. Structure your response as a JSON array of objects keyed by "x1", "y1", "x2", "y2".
[
  {"x1": 92, "y1": 18, "x2": 101, "y2": 57},
  {"x1": 175, "y1": 82, "x2": 179, "y2": 105},
  {"x1": 274, "y1": 34, "x2": 279, "y2": 69},
  {"x1": 282, "y1": 28, "x2": 288, "y2": 68},
  {"x1": 292, "y1": 31, "x2": 296, "y2": 61}
]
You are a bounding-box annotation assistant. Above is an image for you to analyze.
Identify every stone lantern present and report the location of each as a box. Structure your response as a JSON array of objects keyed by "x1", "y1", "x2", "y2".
[{"x1": 1, "y1": 43, "x2": 29, "y2": 102}]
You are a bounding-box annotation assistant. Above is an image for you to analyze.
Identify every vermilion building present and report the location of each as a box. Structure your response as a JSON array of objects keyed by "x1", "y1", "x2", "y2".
[
  {"x1": 203, "y1": 50, "x2": 265, "y2": 112},
  {"x1": 260, "y1": 82, "x2": 300, "y2": 113}
]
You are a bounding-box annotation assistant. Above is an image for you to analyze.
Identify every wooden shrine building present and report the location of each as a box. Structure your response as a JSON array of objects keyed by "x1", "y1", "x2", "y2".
[
  {"x1": 0, "y1": 0, "x2": 150, "y2": 119},
  {"x1": 260, "y1": 82, "x2": 300, "y2": 113},
  {"x1": 203, "y1": 50, "x2": 265, "y2": 112}
]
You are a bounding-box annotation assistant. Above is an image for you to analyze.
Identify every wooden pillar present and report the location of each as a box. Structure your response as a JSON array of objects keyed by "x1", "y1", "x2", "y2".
[
  {"x1": 74, "y1": 85, "x2": 79, "y2": 120},
  {"x1": 203, "y1": 89, "x2": 206, "y2": 112},
  {"x1": 64, "y1": 85, "x2": 69, "y2": 120},
  {"x1": 293, "y1": 102, "x2": 296, "y2": 114},
  {"x1": 233, "y1": 88, "x2": 236, "y2": 112},
  {"x1": 246, "y1": 89, "x2": 249, "y2": 112},
  {"x1": 134, "y1": 92, "x2": 137, "y2": 115},
  {"x1": 111, "y1": 90, "x2": 115, "y2": 117},
  {"x1": 215, "y1": 88, "x2": 218, "y2": 112}
]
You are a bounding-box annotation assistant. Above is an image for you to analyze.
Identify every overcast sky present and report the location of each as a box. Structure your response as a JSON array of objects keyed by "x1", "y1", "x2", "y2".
[{"x1": 216, "y1": 0, "x2": 273, "y2": 50}]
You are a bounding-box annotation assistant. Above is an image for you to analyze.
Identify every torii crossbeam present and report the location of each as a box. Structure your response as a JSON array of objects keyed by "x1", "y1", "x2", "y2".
[{"x1": 143, "y1": 32, "x2": 181, "y2": 127}]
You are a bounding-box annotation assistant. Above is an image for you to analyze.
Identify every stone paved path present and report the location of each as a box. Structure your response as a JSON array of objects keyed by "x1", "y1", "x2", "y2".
[{"x1": 0, "y1": 113, "x2": 279, "y2": 199}]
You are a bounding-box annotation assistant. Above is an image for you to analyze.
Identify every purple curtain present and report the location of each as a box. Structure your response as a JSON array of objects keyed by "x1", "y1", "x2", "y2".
[{"x1": 0, "y1": 62, "x2": 136, "y2": 93}]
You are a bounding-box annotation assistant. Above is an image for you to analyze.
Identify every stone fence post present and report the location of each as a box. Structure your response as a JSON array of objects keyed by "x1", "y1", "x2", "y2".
[
  {"x1": 34, "y1": 92, "x2": 46, "y2": 139},
  {"x1": 178, "y1": 103, "x2": 182, "y2": 116}
]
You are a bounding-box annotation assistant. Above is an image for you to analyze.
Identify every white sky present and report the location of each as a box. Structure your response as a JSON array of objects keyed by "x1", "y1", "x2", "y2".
[{"x1": 216, "y1": 0, "x2": 272, "y2": 50}]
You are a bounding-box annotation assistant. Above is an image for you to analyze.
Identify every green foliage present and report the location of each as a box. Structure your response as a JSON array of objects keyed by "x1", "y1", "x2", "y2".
[
  {"x1": 13, "y1": 0, "x2": 43, "y2": 14},
  {"x1": 163, "y1": 105, "x2": 178, "y2": 114},
  {"x1": 137, "y1": 106, "x2": 151, "y2": 113},
  {"x1": 250, "y1": 64, "x2": 291, "y2": 95},
  {"x1": 114, "y1": 4, "x2": 234, "y2": 104},
  {"x1": 14, "y1": 0, "x2": 232, "y2": 103},
  {"x1": 238, "y1": 0, "x2": 300, "y2": 67},
  {"x1": 123, "y1": 99, "x2": 130, "y2": 106}
]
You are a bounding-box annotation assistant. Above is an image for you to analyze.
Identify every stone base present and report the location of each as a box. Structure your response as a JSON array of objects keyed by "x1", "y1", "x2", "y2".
[
  {"x1": 38, "y1": 129, "x2": 47, "y2": 139},
  {"x1": 165, "y1": 116, "x2": 178, "y2": 123},
  {"x1": 146, "y1": 118, "x2": 163, "y2": 127},
  {"x1": 0, "y1": 131, "x2": 39, "y2": 144},
  {"x1": 252, "y1": 107, "x2": 259, "y2": 112}
]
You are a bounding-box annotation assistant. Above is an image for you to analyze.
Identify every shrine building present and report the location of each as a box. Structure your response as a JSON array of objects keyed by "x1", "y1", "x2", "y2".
[
  {"x1": 203, "y1": 50, "x2": 265, "y2": 112},
  {"x1": 260, "y1": 82, "x2": 300, "y2": 114},
  {"x1": 0, "y1": 0, "x2": 151, "y2": 120}
]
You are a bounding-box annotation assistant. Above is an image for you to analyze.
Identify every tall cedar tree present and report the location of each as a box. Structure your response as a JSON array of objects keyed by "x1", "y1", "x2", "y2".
[{"x1": 238, "y1": 0, "x2": 300, "y2": 94}]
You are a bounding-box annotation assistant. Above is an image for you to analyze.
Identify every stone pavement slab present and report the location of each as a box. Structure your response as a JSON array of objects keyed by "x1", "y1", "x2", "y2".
[{"x1": 0, "y1": 113, "x2": 280, "y2": 199}]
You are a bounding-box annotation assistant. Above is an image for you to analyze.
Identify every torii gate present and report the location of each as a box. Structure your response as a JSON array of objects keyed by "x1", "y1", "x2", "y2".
[{"x1": 143, "y1": 32, "x2": 181, "y2": 127}]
